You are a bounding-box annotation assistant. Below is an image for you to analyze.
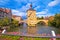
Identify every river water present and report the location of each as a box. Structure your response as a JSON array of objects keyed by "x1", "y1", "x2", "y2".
[{"x1": 18, "y1": 23, "x2": 60, "y2": 36}]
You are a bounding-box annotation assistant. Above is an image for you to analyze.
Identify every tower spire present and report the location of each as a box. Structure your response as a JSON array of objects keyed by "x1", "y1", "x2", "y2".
[{"x1": 30, "y1": 4, "x2": 32, "y2": 9}]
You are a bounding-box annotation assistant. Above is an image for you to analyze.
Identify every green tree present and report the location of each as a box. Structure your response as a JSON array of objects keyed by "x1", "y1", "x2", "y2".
[
  {"x1": 37, "y1": 16, "x2": 44, "y2": 20},
  {"x1": 41, "y1": 16, "x2": 44, "y2": 19},
  {"x1": 8, "y1": 19, "x2": 19, "y2": 31},
  {"x1": 3, "y1": 17, "x2": 10, "y2": 26},
  {"x1": 0, "y1": 19, "x2": 3, "y2": 27},
  {"x1": 48, "y1": 13, "x2": 60, "y2": 28},
  {"x1": 54, "y1": 14, "x2": 60, "y2": 28},
  {"x1": 0, "y1": 17, "x2": 10, "y2": 28},
  {"x1": 11, "y1": 19, "x2": 19, "y2": 27}
]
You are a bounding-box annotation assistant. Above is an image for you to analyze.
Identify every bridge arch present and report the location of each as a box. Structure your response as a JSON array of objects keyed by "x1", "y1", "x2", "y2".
[
  {"x1": 37, "y1": 20, "x2": 48, "y2": 26},
  {"x1": 37, "y1": 21, "x2": 46, "y2": 26}
]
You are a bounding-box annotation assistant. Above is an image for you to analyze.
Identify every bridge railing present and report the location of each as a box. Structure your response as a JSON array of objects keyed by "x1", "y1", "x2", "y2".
[{"x1": 0, "y1": 34, "x2": 60, "y2": 40}]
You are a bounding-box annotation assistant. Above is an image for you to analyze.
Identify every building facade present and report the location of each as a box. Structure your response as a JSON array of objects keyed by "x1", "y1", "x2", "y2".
[
  {"x1": 0, "y1": 8, "x2": 12, "y2": 19},
  {"x1": 27, "y1": 4, "x2": 37, "y2": 26},
  {"x1": 48, "y1": 16, "x2": 54, "y2": 21},
  {"x1": 12, "y1": 15, "x2": 22, "y2": 22}
]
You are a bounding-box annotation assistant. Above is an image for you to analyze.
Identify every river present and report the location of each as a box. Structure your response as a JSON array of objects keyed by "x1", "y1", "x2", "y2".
[{"x1": 18, "y1": 23, "x2": 60, "y2": 36}]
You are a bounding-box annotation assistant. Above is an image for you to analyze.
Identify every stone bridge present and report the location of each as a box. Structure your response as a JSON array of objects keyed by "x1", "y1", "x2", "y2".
[
  {"x1": 37, "y1": 20, "x2": 48, "y2": 26},
  {"x1": 19, "y1": 19, "x2": 48, "y2": 26}
]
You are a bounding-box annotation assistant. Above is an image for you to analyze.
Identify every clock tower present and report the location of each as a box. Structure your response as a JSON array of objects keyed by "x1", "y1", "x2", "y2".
[{"x1": 27, "y1": 4, "x2": 37, "y2": 26}]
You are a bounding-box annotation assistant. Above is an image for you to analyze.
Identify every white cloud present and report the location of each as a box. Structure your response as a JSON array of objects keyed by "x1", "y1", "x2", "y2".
[
  {"x1": 48, "y1": 1, "x2": 58, "y2": 6},
  {"x1": 37, "y1": 13, "x2": 54, "y2": 17},
  {"x1": 12, "y1": 9, "x2": 26, "y2": 16},
  {"x1": 14, "y1": 0, "x2": 40, "y2": 12},
  {"x1": 34, "y1": 6, "x2": 40, "y2": 10},
  {"x1": 15, "y1": 0, "x2": 38, "y2": 3},
  {"x1": 48, "y1": 0, "x2": 60, "y2": 7},
  {"x1": 36, "y1": 9, "x2": 50, "y2": 17},
  {"x1": 12, "y1": 9, "x2": 48, "y2": 17},
  {"x1": 12, "y1": 9, "x2": 49, "y2": 17},
  {"x1": 29, "y1": 0, "x2": 38, "y2": 3},
  {"x1": 36, "y1": 9, "x2": 48, "y2": 15},
  {"x1": 36, "y1": 11, "x2": 47, "y2": 15},
  {"x1": 0, "y1": 0, "x2": 10, "y2": 5},
  {"x1": 12, "y1": 9, "x2": 54, "y2": 18},
  {"x1": 18, "y1": 3, "x2": 40, "y2": 12},
  {"x1": 14, "y1": 0, "x2": 28, "y2": 3},
  {"x1": 19, "y1": 3, "x2": 30, "y2": 12}
]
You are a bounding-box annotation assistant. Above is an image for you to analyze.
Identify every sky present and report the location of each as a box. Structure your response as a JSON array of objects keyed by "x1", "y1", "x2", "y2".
[{"x1": 0, "y1": 0, "x2": 60, "y2": 19}]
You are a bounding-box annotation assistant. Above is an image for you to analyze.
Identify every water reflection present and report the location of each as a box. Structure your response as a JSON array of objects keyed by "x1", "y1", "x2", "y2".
[
  {"x1": 16, "y1": 23, "x2": 60, "y2": 35},
  {"x1": 27, "y1": 26, "x2": 37, "y2": 34},
  {"x1": 19, "y1": 23, "x2": 60, "y2": 36}
]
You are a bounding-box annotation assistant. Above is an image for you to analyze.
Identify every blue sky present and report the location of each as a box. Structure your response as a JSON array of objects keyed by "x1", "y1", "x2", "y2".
[{"x1": 0, "y1": 0, "x2": 60, "y2": 18}]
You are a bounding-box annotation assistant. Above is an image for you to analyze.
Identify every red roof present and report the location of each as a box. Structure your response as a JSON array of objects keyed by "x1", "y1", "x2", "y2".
[
  {"x1": 12, "y1": 15, "x2": 21, "y2": 18},
  {"x1": 0, "y1": 8, "x2": 11, "y2": 13}
]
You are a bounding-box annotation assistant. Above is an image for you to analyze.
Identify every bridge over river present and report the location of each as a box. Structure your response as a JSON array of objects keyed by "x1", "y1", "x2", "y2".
[{"x1": 19, "y1": 19, "x2": 48, "y2": 26}]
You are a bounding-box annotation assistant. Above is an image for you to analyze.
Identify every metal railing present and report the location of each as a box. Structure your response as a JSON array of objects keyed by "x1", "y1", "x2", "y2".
[
  {"x1": 0, "y1": 33, "x2": 60, "y2": 40},
  {"x1": 1, "y1": 33, "x2": 60, "y2": 38}
]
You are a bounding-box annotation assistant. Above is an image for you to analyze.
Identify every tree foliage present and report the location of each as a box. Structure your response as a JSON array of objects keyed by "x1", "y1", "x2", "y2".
[
  {"x1": 54, "y1": 14, "x2": 60, "y2": 28},
  {"x1": 37, "y1": 16, "x2": 44, "y2": 20},
  {"x1": 48, "y1": 13, "x2": 60, "y2": 28},
  {"x1": 0, "y1": 17, "x2": 19, "y2": 28},
  {"x1": 0, "y1": 17, "x2": 10, "y2": 27},
  {"x1": 10, "y1": 19, "x2": 19, "y2": 27},
  {"x1": 0, "y1": 19, "x2": 3, "y2": 26}
]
